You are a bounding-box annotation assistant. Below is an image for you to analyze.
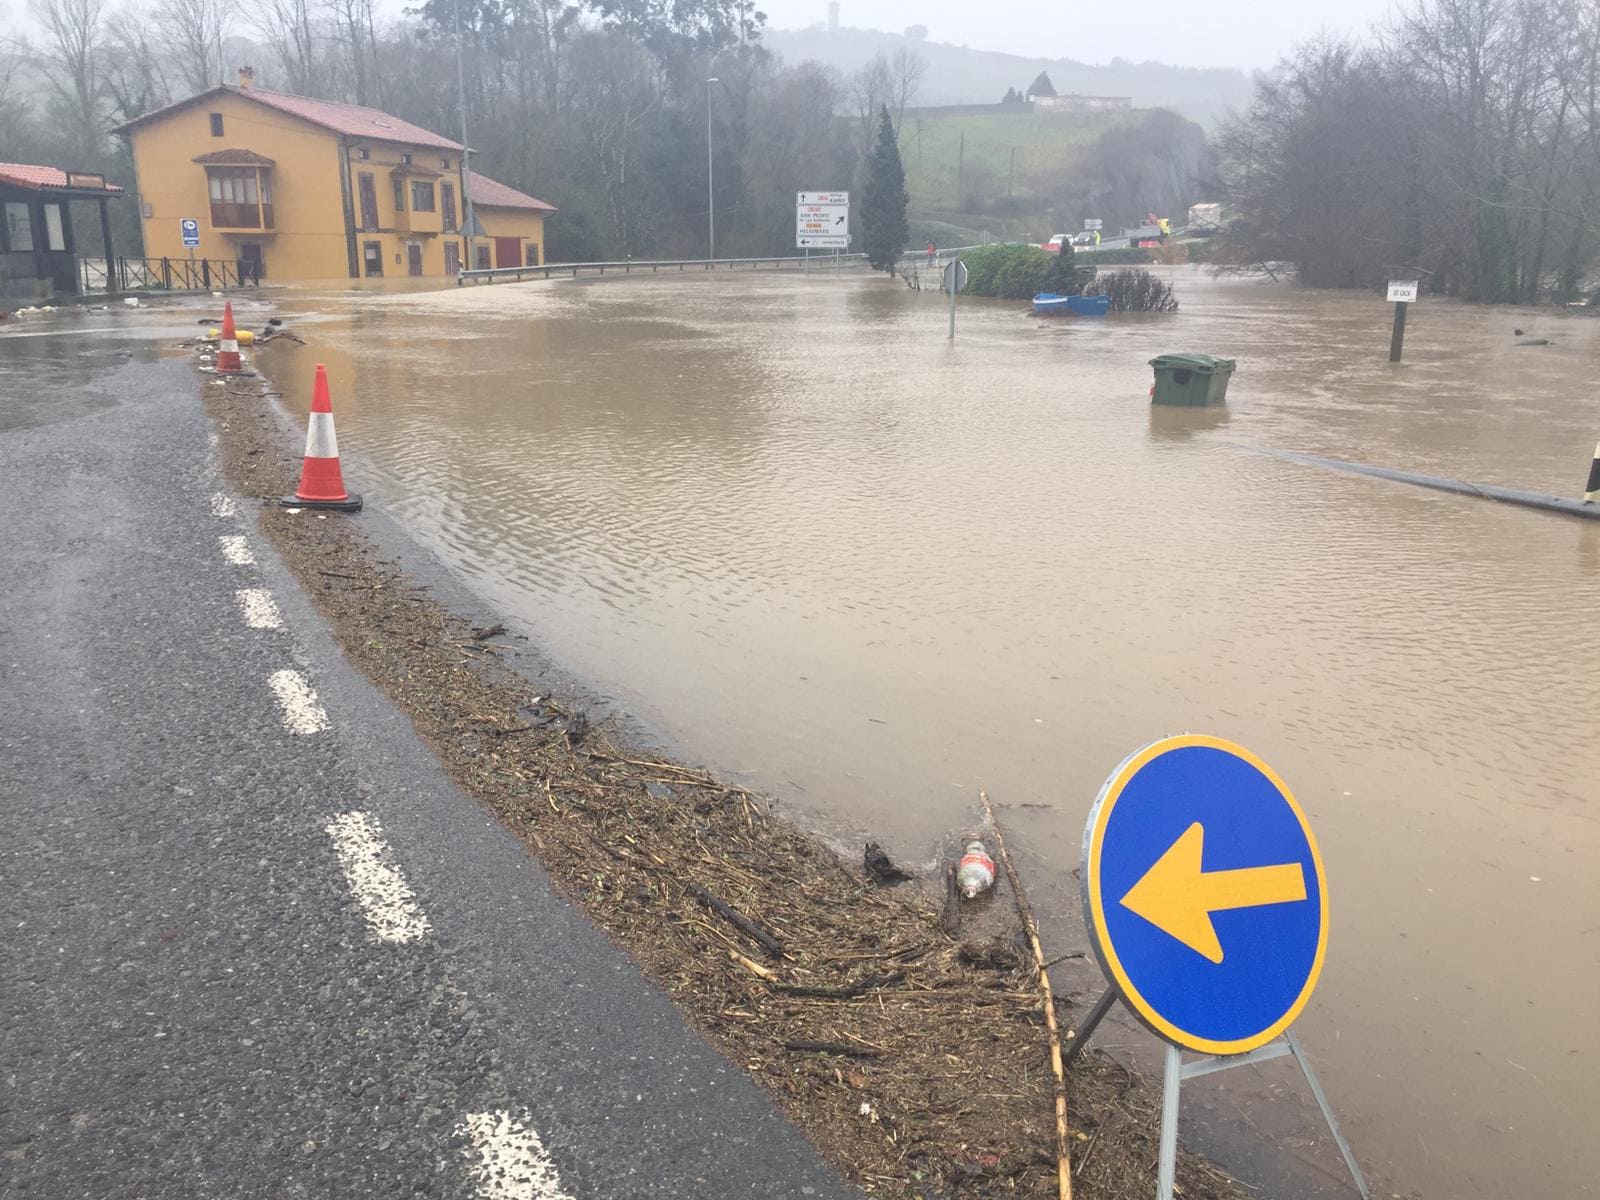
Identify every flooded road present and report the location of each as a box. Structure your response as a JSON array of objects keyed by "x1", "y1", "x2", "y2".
[{"x1": 156, "y1": 269, "x2": 1600, "y2": 1195}]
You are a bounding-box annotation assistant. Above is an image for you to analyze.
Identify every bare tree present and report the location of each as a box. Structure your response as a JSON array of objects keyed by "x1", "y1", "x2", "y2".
[
  {"x1": 254, "y1": 0, "x2": 319, "y2": 95},
  {"x1": 159, "y1": 0, "x2": 233, "y2": 94},
  {"x1": 323, "y1": 0, "x2": 378, "y2": 104},
  {"x1": 888, "y1": 47, "x2": 926, "y2": 134},
  {"x1": 100, "y1": 5, "x2": 170, "y2": 121},
  {"x1": 29, "y1": 0, "x2": 105, "y2": 155}
]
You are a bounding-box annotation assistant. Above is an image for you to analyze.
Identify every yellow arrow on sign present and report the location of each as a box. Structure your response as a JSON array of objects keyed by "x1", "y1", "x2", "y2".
[{"x1": 1118, "y1": 822, "x2": 1307, "y2": 964}]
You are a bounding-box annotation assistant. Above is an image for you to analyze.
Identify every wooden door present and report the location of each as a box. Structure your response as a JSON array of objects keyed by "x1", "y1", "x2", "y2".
[
  {"x1": 494, "y1": 236, "x2": 521, "y2": 268},
  {"x1": 407, "y1": 242, "x2": 424, "y2": 276},
  {"x1": 443, "y1": 241, "x2": 460, "y2": 276},
  {"x1": 357, "y1": 173, "x2": 378, "y2": 230}
]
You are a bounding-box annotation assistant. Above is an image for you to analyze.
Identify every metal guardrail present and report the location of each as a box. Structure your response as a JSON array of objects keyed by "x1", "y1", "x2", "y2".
[
  {"x1": 459, "y1": 252, "x2": 866, "y2": 284},
  {"x1": 458, "y1": 243, "x2": 1000, "y2": 286},
  {"x1": 79, "y1": 255, "x2": 262, "y2": 293}
]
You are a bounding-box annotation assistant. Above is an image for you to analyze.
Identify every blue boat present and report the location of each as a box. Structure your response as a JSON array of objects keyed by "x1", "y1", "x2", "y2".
[{"x1": 1033, "y1": 292, "x2": 1111, "y2": 316}]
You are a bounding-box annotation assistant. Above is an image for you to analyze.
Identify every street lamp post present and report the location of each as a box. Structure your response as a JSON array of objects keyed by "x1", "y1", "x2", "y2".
[{"x1": 705, "y1": 76, "x2": 719, "y2": 260}]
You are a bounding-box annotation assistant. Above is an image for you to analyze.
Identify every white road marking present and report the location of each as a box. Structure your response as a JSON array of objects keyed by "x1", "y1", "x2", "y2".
[
  {"x1": 268, "y1": 669, "x2": 328, "y2": 734},
  {"x1": 323, "y1": 811, "x2": 431, "y2": 944},
  {"x1": 219, "y1": 535, "x2": 255, "y2": 565},
  {"x1": 210, "y1": 492, "x2": 237, "y2": 518},
  {"x1": 457, "y1": 1111, "x2": 574, "y2": 1200},
  {"x1": 236, "y1": 588, "x2": 283, "y2": 630}
]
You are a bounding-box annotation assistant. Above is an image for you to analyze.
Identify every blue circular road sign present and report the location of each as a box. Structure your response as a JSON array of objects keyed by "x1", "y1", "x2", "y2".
[{"x1": 1081, "y1": 735, "x2": 1328, "y2": 1054}]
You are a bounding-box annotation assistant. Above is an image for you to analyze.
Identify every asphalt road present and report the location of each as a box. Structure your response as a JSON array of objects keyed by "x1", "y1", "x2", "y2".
[{"x1": 0, "y1": 324, "x2": 857, "y2": 1200}]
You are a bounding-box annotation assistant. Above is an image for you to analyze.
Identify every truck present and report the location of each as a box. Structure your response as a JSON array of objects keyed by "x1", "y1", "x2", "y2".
[{"x1": 1122, "y1": 212, "x2": 1172, "y2": 245}]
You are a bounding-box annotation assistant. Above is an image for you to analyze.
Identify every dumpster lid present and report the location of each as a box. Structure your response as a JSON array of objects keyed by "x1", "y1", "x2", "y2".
[{"x1": 1149, "y1": 353, "x2": 1236, "y2": 372}]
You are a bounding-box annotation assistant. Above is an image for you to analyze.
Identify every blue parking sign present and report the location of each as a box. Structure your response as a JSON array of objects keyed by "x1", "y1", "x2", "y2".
[
  {"x1": 1082, "y1": 735, "x2": 1328, "y2": 1054},
  {"x1": 181, "y1": 218, "x2": 200, "y2": 248}
]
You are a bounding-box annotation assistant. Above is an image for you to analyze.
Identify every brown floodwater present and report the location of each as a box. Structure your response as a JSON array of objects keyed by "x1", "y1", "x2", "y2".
[{"x1": 257, "y1": 267, "x2": 1597, "y2": 1198}]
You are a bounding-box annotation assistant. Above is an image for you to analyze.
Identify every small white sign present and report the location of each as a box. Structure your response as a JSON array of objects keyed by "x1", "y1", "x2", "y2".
[
  {"x1": 1386, "y1": 280, "x2": 1419, "y2": 303},
  {"x1": 1084, "y1": 218, "x2": 1103, "y2": 230},
  {"x1": 798, "y1": 190, "x2": 849, "y2": 249}
]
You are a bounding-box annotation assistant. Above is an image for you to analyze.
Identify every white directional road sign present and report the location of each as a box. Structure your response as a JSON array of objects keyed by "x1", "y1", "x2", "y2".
[
  {"x1": 1386, "y1": 279, "x2": 1419, "y2": 303},
  {"x1": 797, "y1": 191, "x2": 849, "y2": 249}
]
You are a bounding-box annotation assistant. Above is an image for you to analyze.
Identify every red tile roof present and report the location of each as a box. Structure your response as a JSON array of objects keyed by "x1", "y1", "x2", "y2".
[
  {"x1": 469, "y1": 173, "x2": 557, "y2": 212},
  {"x1": 0, "y1": 162, "x2": 124, "y2": 193},
  {"x1": 241, "y1": 88, "x2": 462, "y2": 150},
  {"x1": 114, "y1": 86, "x2": 462, "y2": 151},
  {"x1": 192, "y1": 148, "x2": 276, "y2": 165}
]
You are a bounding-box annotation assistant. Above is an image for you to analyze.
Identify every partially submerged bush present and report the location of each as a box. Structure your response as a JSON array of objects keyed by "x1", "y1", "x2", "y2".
[
  {"x1": 961, "y1": 243, "x2": 1055, "y2": 299},
  {"x1": 959, "y1": 242, "x2": 1093, "y2": 299},
  {"x1": 1084, "y1": 268, "x2": 1179, "y2": 312}
]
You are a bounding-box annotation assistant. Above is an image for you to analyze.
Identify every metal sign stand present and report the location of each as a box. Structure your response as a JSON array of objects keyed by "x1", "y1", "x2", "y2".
[{"x1": 1063, "y1": 987, "x2": 1370, "y2": 1200}]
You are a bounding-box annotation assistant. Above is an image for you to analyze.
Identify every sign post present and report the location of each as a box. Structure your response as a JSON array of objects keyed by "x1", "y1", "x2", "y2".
[
  {"x1": 943, "y1": 258, "x2": 967, "y2": 340},
  {"x1": 1066, "y1": 734, "x2": 1369, "y2": 1200},
  {"x1": 796, "y1": 191, "x2": 850, "y2": 252},
  {"x1": 181, "y1": 217, "x2": 200, "y2": 284},
  {"x1": 1386, "y1": 279, "x2": 1418, "y2": 362}
]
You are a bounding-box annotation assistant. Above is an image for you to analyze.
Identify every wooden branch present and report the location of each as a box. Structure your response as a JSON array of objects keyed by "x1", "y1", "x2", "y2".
[
  {"x1": 728, "y1": 948, "x2": 777, "y2": 981},
  {"x1": 981, "y1": 789, "x2": 1072, "y2": 1200},
  {"x1": 770, "y1": 970, "x2": 905, "y2": 999},
  {"x1": 782, "y1": 1040, "x2": 885, "y2": 1059},
  {"x1": 687, "y1": 884, "x2": 785, "y2": 958}
]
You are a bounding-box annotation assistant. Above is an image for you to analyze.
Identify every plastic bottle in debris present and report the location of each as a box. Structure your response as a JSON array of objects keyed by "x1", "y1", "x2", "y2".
[{"x1": 957, "y1": 840, "x2": 997, "y2": 899}]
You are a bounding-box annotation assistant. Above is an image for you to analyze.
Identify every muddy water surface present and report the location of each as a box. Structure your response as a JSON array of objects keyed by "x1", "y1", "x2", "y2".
[{"x1": 262, "y1": 268, "x2": 1598, "y2": 1199}]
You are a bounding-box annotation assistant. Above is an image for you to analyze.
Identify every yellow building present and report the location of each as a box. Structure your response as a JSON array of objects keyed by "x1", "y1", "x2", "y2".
[{"x1": 114, "y1": 68, "x2": 554, "y2": 282}]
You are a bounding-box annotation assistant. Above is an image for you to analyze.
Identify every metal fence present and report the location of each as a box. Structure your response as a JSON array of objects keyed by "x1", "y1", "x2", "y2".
[{"x1": 79, "y1": 256, "x2": 263, "y2": 294}]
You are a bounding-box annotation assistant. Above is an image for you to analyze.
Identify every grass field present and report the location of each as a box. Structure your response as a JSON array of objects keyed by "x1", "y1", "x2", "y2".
[{"x1": 899, "y1": 110, "x2": 1126, "y2": 227}]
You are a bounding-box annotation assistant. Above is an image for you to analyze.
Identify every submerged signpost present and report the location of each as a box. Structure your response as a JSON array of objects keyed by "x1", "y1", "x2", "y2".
[
  {"x1": 1065, "y1": 734, "x2": 1369, "y2": 1200},
  {"x1": 944, "y1": 258, "x2": 967, "y2": 340},
  {"x1": 1387, "y1": 278, "x2": 1418, "y2": 362}
]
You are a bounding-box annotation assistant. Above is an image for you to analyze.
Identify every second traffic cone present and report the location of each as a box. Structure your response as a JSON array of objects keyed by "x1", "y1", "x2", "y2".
[
  {"x1": 281, "y1": 364, "x2": 362, "y2": 512},
  {"x1": 216, "y1": 300, "x2": 244, "y2": 374}
]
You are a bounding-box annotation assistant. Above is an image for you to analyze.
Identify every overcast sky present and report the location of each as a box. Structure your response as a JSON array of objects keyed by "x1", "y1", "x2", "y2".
[
  {"x1": 3, "y1": 0, "x2": 1400, "y2": 72},
  {"x1": 759, "y1": 0, "x2": 1401, "y2": 70}
]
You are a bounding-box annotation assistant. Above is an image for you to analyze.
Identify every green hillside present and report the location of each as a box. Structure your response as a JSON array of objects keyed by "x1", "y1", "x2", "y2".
[{"x1": 899, "y1": 109, "x2": 1129, "y2": 240}]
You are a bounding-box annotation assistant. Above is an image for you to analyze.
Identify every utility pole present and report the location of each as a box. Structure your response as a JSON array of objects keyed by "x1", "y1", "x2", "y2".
[
  {"x1": 957, "y1": 131, "x2": 965, "y2": 204},
  {"x1": 706, "y1": 77, "x2": 718, "y2": 259},
  {"x1": 1008, "y1": 147, "x2": 1016, "y2": 200},
  {"x1": 453, "y1": 0, "x2": 476, "y2": 273}
]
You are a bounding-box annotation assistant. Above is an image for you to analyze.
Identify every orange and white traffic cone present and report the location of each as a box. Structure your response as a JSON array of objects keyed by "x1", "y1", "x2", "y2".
[
  {"x1": 216, "y1": 300, "x2": 244, "y2": 374},
  {"x1": 281, "y1": 363, "x2": 362, "y2": 512}
]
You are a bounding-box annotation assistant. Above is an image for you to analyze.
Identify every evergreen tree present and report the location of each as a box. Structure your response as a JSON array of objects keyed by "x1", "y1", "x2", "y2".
[
  {"x1": 860, "y1": 105, "x2": 909, "y2": 273},
  {"x1": 1027, "y1": 70, "x2": 1057, "y2": 98}
]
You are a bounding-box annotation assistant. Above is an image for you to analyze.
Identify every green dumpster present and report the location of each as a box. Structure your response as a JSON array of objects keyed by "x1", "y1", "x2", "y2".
[{"x1": 1149, "y1": 353, "x2": 1236, "y2": 406}]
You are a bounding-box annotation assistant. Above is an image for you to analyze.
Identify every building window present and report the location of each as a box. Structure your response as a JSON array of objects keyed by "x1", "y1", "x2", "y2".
[
  {"x1": 474, "y1": 243, "x2": 490, "y2": 270},
  {"x1": 392, "y1": 178, "x2": 405, "y2": 213},
  {"x1": 42, "y1": 203, "x2": 65, "y2": 251},
  {"x1": 4, "y1": 202, "x2": 33, "y2": 251},
  {"x1": 208, "y1": 168, "x2": 263, "y2": 228},
  {"x1": 410, "y1": 181, "x2": 435, "y2": 212},
  {"x1": 209, "y1": 112, "x2": 224, "y2": 136},
  {"x1": 525, "y1": 242, "x2": 540, "y2": 267},
  {"x1": 441, "y1": 182, "x2": 457, "y2": 231},
  {"x1": 358, "y1": 172, "x2": 379, "y2": 230},
  {"x1": 440, "y1": 158, "x2": 450, "y2": 169},
  {"x1": 357, "y1": 147, "x2": 370, "y2": 160},
  {"x1": 363, "y1": 240, "x2": 383, "y2": 277},
  {"x1": 400, "y1": 152, "x2": 412, "y2": 165}
]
